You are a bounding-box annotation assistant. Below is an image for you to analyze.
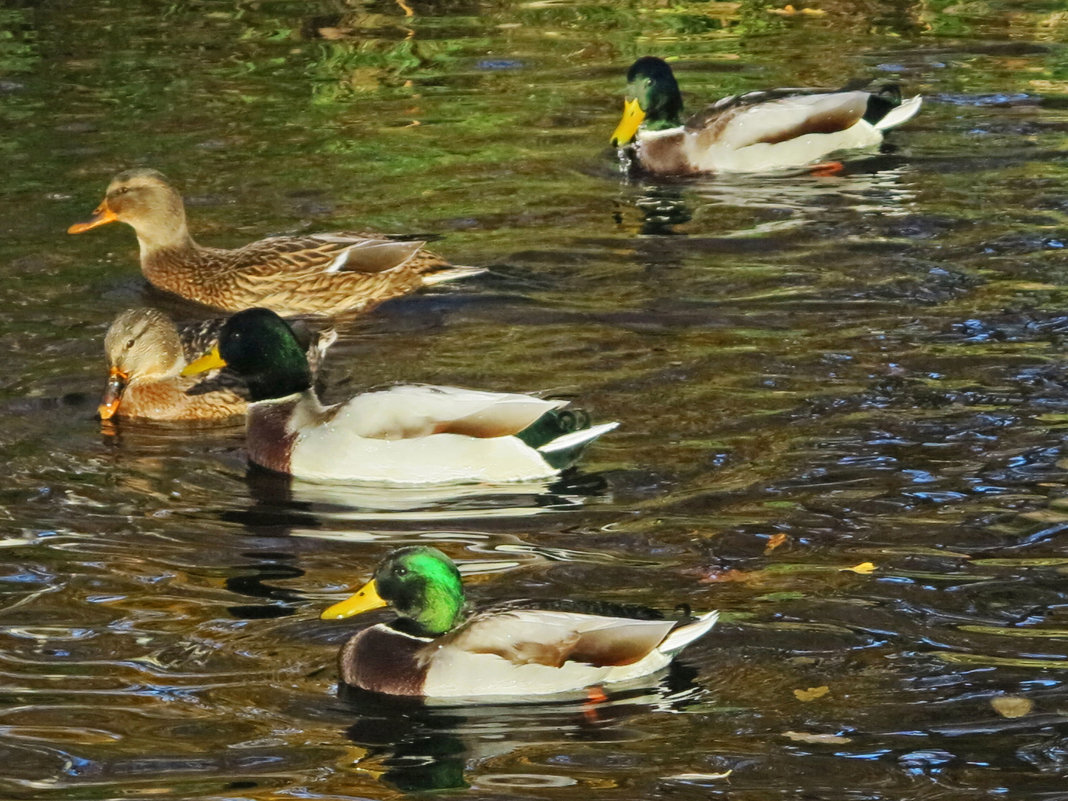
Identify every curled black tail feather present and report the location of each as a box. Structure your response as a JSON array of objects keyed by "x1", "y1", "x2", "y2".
[
  {"x1": 514, "y1": 408, "x2": 592, "y2": 449},
  {"x1": 863, "y1": 84, "x2": 903, "y2": 125}
]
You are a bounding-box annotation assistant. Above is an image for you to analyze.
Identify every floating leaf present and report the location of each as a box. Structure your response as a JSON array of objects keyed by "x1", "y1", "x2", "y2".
[
  {"x1": 783, "y1": 731, "x2": 851, "y2": 744},
  {"x1": 793, "y1": 685, "x2": 830, "y2": 702},
  {"x1": 843, "y1": 562, "x2": 876, "y2": 574},
  {"x1": 700, "y1": 568, "x2": 763, "y2": 584},
  {"x1": 991, "y1": 695, "x2": 1033, "y2": 718},
  {"x1": 768, "y1": 4, "x2": 827, "y2": 15},
  {"x1": 764, "y1": 533, "x2": 788, "y2": 555},
  {"x1": 665, "y1": 770, "x2": 733, "y2": 783}
]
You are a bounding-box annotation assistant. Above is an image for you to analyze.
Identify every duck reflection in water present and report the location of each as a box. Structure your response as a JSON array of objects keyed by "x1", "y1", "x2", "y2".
[
  {"x1": 615, "y1": 184, "x2": 693, "y2": 237},
  {"x1": 337, "y1": 664, "x2": 705, "y2": 792},
  {"x1": 230, "y1": 460, "x2": 610, "y2": 529}
]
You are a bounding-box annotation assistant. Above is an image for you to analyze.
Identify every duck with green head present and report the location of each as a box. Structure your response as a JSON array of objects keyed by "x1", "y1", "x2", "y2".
[
  {"x1": 611, "y1": 56, "x2": 922, "y2": 175},
  {"x1": 98, "y1": 307, "x2": 334, "y2": 422},
  {"x1": 320, "y1": 546, "x2": 718, "y2": 698},
  {"x1": 182, "y1": 308, "x2": 617, "y2": 483}
]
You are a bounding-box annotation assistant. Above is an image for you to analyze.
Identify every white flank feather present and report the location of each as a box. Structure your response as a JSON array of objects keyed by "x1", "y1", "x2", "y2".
[{"x1": 421, "y1": 608, "x2": 718, "y2": 698}]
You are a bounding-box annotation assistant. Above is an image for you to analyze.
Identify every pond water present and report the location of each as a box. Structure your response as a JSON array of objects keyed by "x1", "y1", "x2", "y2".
[{"x1": 2, "y1": 0, "x2": 1068, "y2": 798}]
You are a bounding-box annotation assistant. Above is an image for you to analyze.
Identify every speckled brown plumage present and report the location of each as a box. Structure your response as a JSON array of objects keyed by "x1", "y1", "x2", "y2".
[
  {"x1": 99, "y1": 308, "x2": 333, "y2": 422},
  {"x1": 70, "y1": 169, "x2": 481, "y2": 317}
]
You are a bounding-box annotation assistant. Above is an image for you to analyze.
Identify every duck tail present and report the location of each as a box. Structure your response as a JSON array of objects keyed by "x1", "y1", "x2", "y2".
[
  {"x1": 516, "y1": 408, "x2": 618, "y2": 470},
  {"x1": 658, "y1": 611, "x2": 719, "y2": 655},
  {"x1": 421, "y1": 265, "x2": 487, "y2": 286},
  {"x1": 869, "y1": 87, "x2": 922, "y2": 131},
  {"x1": 287, "y1": 321, "x2": 338, "y2": 376}
]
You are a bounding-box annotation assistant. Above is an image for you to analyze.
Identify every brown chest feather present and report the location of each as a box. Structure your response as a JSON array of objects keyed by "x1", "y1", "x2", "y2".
[
  {"x1": 246, "y1": 400, "x2": 299, "y2": 473},
  {"x1": 339, "y1": 626, "x2": 430, "y2": 696}
]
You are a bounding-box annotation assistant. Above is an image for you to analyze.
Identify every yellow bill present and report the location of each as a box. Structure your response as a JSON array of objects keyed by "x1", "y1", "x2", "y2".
[
  {"x1": 181, "y1": 345, "x2": 227, "y2": 376},
  {"x1": 321, "y1": 578, "x2": 387, "y2": 620},
  {"x1": 68, "y1": 202, "x2": 118, "y2": 234},
  {"x1": 610, "y1": 98, "x2": 645, "y2": 147}
]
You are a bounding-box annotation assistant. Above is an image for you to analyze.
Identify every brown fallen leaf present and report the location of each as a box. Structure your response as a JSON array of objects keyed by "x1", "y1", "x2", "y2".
[
  {"x1": 783, "y1": 731, "x2": 851, "y2": 744},
  {"x1": 794, "y1": 685, "x2": 830, "y2": 702},
  {"x1": 768, "y1": 4, "x2": 827, "y2": 15},
  {"x1": 699, "y1": 568, "x2": 765, "y2": 585},
  {"x1": 991, "y1": 695, "x2": 1033, "y2": 718},
  {"x1": 665, "y1": 770, "x2": 733, "y2": 783},
  {"x1": 764, "y1": 533, "x2": 788, "y2": 555}
]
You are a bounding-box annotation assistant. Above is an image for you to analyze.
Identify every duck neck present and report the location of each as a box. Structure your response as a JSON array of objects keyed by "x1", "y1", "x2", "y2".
[
  {"x1": 640, "y1": 79, "x2": 684, "y2": 131},
  {"x1": 133, "y1": 206, "x2": 198, "y2": 262},
  {"x1": 246, "y1": 366, "x2": 313, "y2": 403},
  {"x1": 644, "y1": 96, "x2": 683, "y2": 131}
]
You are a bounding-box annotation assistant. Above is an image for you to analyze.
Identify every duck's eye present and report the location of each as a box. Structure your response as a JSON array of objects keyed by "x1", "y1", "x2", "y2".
[
  {"x1": 115, "y1": 186, "x2": 129, "y2": 196},
  {"x1": 394, "y1": 566, "x2": 408, "y2": 577},
  {"x1": 125, "y1": 338, "x2": 136, "y2": 349}
]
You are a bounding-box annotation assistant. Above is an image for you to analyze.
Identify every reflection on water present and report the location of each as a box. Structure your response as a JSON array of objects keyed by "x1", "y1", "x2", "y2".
[
  {"x1": 338, "y1": 665, "x2": 707, "y2": 793},
  {"x1": 3, "y1": 0, "x2": 1068, "y2": 798},
  {"x1": 238, "y1": 464, "x2": 611, "y2": 525}
]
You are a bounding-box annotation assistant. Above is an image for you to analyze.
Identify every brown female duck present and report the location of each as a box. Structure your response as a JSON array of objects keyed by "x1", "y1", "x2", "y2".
[
  {"x1": 69, "y1": 169, "x2": 481, "y2": 316},
  {"x1": 99, "y1": 307, "x2": 335, "y2": 422}
]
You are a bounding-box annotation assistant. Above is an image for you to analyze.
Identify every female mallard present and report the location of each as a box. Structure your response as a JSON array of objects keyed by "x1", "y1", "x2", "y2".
[
  {"x1": 182, "y1": 308, "x2": 617, "y2": 483},
  {"x1": 99, "y1": 308, "x2": 335, "y2": 422},
  {"x1": 68, "y1": 169, "x2": 482, "y2": 316},
  {"x1": 320, "y1": 546, "x2": 718, "y2": 698},
  {"x1": 611, "y1": 56, "x2": 922, "y2": 175}
]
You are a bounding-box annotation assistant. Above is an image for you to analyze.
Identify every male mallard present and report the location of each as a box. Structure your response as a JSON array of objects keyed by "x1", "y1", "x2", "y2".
[
  {"x1": 611, "y1": 56, "x2": 922, "y2": 175},
  {"x1": 68, "y1": 169, "x2": 482, "y2": 316},
  {"x1": 99, "y1": 307, "x2": 335, "y2": 422},
  {"x1": 182, "y1": 308, "x2": 618, "y2": 483},
  {"x1": 320, "y1": 546, "x2": 718, "y2": 697}
]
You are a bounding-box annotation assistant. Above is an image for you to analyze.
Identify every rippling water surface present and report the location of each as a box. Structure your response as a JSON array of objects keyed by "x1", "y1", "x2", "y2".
[{"x1": 2, "y1": 1, "x2": 1068, "y2": 798}]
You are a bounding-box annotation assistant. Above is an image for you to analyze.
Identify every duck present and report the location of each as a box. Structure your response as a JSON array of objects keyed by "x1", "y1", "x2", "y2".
[
  {"x1": 181, "y1": 308, "x2": 618, "y2": 483},
  {"x1": 611, "y1": 56, "x2": 922, "y2": 176},
  {"x1": 68, "y1": 169, "x2": 482, "y2": 316},
  {"x1": 99, "y1": 307, "x2": 335, "y2": 422},
  {"x1": 320, "y1": 545, "x2": 718, "y2": 698}
]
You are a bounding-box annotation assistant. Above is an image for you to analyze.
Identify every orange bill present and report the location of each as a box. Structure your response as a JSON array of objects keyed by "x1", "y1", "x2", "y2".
[
  {"x1": 98, "y1": 366, "x2": 128, "y2": 420},
  {"x1": 610, "y1": 98, "x2": 645, "y2": 147},
  {"x1": 320, "y1": 578, "x2": 387, "y2": 620},
  {"x1": 68, "y1": 202, "x2": 118, "y2": 234}
]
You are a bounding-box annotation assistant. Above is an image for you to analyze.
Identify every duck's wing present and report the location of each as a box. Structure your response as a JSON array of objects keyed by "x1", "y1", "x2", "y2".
[
  {"x1": 176, "y1": 318, "x2": 227, "y2": 362},
  {"x1": 686, "y1": 89, "x2": 874, "y2": 150},
  {"x1": 223, "y1": 232, "x2": 439, "y2": 277},
  {"x1": 334, "y1": 385, "x2": 568, "y2": 440},
  {"x1": 436, "y1": 608, "x2": 678, "y2": 668}
]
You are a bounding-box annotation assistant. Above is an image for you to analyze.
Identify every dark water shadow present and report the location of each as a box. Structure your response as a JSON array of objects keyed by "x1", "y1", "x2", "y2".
[
  {"x1": 337, "y1": 662, "x2": 706, "y2": 792},
  {"x1": 220, "y1": 464, "x2": 612, "y2": 533}
]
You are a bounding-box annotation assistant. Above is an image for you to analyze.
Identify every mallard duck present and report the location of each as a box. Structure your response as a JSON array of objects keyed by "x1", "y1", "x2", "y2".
[
  {"x1": 320, "y1": 546, "x2": 718, "y2": 697},
  {"x1": 68, "y1": 169, "x2": 482, "y2": 316},
  {"x1": 181, "y1": 308, "x2": 618, "y2": 483},
  {"x1": 611, "y1": 56, "x2": 922, "y2": 175},
  {"x1": 99, "y1": 307, "x2": 335, "y2": 422}
]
